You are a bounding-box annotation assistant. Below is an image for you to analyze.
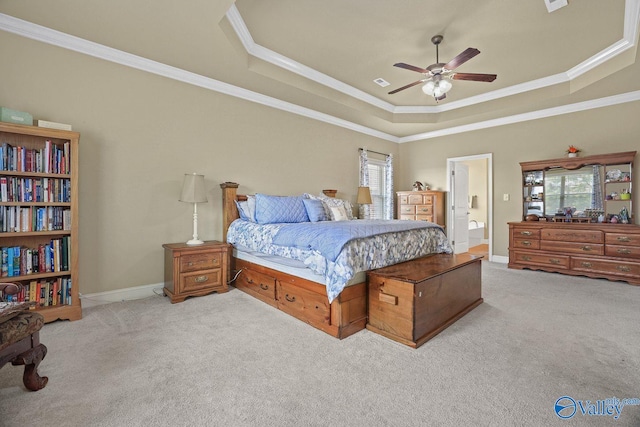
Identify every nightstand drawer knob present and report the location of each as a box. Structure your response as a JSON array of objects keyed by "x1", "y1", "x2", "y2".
[
  {"x1": 520, "y1": 231, "x2": 532, "y2": 236},
  {"x1": 284, "y1": 294, "x2": 296, "y2": 302},
  {"x1": 521, "y1": 241, "x2": 531, "y2": 246},
  {"x1": 194, "y1": 275, "x2": 208, "y2": 283},
  {"x1": 260, "y1": 283, "x2": 269, "y2": 290}
]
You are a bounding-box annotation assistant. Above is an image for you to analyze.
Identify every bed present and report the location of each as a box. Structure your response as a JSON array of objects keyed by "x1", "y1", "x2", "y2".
[{"x1": 220, "y1": 182, "x2": 453, "y2": 339}]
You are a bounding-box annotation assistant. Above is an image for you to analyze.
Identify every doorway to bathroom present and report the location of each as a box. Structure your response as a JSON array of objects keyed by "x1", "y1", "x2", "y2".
[{"x1": 446, "y1": 153, "x2": 493, "y2": 261}]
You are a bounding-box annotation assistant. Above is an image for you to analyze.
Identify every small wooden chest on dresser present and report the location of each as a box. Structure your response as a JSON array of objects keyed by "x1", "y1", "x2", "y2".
[
  {"x1": 163, "y1": 241, "x2": 231, "y2": 303},
  {"x1": 508, "y1": 222, "x2": 640, "y2": 285},
  {"x1": 366, "y1": 253, "x2": 483, "y2": 348}
]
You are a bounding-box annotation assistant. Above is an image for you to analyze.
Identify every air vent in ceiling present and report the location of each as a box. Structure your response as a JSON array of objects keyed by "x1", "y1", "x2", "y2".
[
  {"x1": 544, "y1": 0, "x2": 568, "y2": 13},
  {"x1": 373, "y1": 78, "x2": 390, "y2": 87}
]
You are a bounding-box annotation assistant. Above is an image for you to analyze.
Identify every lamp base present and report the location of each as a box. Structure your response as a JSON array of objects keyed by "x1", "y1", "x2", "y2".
[{"x1": 186, "y1": 239, "x2": 204, "y2": 246}]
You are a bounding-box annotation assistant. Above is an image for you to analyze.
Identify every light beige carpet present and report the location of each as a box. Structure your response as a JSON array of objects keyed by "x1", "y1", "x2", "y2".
[{"x1": 1, "y1": 262, "x2": 639, "y2": 426}]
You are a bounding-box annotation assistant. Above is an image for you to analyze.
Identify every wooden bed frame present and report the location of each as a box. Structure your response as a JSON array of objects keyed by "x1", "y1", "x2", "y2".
[{"x1": 220, "y1": 182, "x2": 368, "y2": 339}]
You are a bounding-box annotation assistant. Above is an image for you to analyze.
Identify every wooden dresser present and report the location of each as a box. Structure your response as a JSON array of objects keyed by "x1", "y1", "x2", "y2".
[
  {"x1": 397, "y1": 190, "x2": 446, "y2": 226},
  {"x1": 508, "y1": 222, "x2": 640, "y2": 285}
]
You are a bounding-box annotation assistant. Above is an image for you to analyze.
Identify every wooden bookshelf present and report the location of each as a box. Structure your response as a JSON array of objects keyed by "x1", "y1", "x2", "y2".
[{"x1": 0, "y1": 122, "x2": 81, "y2": 322}]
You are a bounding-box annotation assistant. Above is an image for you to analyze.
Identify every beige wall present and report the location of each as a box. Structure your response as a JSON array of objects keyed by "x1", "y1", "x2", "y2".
[{"x1": 1, "y1": 31, "x2": 398, "y2": 294}]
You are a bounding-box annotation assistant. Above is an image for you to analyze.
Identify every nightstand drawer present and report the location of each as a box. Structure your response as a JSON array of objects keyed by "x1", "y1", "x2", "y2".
[
  {"x1": 180, "y1": 269, "x2": 222, "y2": 293},
  {"x1": 180, "y1": 252, "x2": 221, "y2": 273}
]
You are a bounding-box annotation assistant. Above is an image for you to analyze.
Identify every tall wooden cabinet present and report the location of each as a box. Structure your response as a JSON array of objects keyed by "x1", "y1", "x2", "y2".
[
  {"x1": 397, "y1": 190, "x2": 446, "y2": 227},
  {"x1": 0, "y1": 122, "x2": 81, "y2": 322}
]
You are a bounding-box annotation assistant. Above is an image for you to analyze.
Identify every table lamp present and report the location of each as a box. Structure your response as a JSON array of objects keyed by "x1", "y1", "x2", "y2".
[
  {"x1": 357, "y1": 186, "x2": 372, "y2": 219},
  {"x1": 180, "y1": 173, "x2": 207, "y2": 245}
]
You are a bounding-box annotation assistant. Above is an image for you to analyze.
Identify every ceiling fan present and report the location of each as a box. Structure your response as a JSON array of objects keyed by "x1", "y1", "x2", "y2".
[{"x1": 388, "y1": 35, "x2": 497, "y2": 101}]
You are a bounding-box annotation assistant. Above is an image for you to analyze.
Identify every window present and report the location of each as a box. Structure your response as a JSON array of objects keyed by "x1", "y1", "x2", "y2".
[{"x1": 367, "y1": 159, "x2": 387, "y2": 219}]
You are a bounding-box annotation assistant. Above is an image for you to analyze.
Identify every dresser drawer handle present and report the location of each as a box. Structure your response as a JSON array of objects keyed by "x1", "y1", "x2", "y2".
[
  {"x1": 617, "y1": 248, "x2": 631, "y2": 254},
  {"x1": 617, "y1": 236, "x2": 631, "y2": 242},
  {"x1": 521, "y1": 255, "x2": 531, "y2": 261},
  {"x1": 194, "y1": 275, "x2": 208, "y2": 283},
  {"x1": 520, "y1": 231, "x2": 533, "y2": 236},
  {"x1": 260, "y1": 283, "x2": 269, "y2": 290},
  {"x1": 246, "y1": 278, "x2": 254, "y2": 284},
  {"x1": 616, "y1": 265, "x2": 631, "y2": 272},
  {"x1": 581, "y1": 246, "x2": 592, "y2": 252},
  {"x1": 549, "y1": 258, "x2": 561, "y2": 264},
  {"x1": 581, "y1": 262, "x2": 592, "y2": 268},
  {"x1": 284, "y1": 294, "x2": 296, "y2": 302},
  {"x1": 521, "y1": 241, "x2": 531, "y2": 246}
]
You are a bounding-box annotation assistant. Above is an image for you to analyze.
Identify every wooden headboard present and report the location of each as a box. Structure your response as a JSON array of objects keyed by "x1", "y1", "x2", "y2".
[{"x1": 219, "y1": 182, "x2": 337, "y2": 243}]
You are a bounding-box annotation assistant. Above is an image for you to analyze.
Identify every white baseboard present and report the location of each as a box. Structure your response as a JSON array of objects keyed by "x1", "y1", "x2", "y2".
[
  {"x1": 491, "y1": 255, "x2": 509, "y2": 264},
  {"x1": 79, "y1": 282, "x2": 165, "y2": 308}
]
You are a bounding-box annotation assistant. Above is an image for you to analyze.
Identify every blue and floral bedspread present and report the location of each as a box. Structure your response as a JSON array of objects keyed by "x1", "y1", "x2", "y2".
[{"x1": 226, "y1": 219, "x2": 452, "y2": 302}]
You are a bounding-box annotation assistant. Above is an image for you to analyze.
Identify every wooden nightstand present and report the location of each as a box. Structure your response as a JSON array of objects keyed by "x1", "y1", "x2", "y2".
[{"x1": 162, "y1": 240, "x2": 231, "y2": 303}]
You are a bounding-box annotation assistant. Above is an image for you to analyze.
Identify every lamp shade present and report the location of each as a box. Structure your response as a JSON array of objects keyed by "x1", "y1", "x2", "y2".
[
  {"x1": 179, "y1": 173, "x2": 207, "y2": 203},
  {"x1": 357, "y1": 186, "x2": 372, "y2": 204}
]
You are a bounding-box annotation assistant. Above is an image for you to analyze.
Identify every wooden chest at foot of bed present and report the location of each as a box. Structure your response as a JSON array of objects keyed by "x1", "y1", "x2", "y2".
[
  {"x1": 233, "y1": 258, "x2": 368, "y2": 339},
  {"x1": 366, "y1": 253, "x2": 483, "y2": 348}
]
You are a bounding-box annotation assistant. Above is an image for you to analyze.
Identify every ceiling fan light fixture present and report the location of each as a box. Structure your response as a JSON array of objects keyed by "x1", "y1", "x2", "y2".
[{"x1": 422, "y1": 78, "x2": 452, "y2": 98}]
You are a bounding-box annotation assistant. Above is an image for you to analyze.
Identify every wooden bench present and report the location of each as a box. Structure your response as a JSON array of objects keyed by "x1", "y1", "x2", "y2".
[{"x1": 366, "y1": 253, "x2": 483, "y2": 348}]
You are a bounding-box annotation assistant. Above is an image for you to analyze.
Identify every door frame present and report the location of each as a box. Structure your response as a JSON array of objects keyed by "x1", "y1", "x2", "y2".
[{"x1": 446, "y1": 153, "x2": 494, "y2": 261}]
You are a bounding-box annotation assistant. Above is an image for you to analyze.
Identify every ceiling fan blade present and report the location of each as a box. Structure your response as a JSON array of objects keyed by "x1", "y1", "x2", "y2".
[
  {"x1": 393, "y1": 63, "x2": 429, "y2": 74},
  {"x1": 388, "y1": 79, "x2": 426, "y2": 95},
  {"x1": 443, "y1": 48, "x2": 481, "y2": 70},
  {"x1": 452, "y1": 72, "x2": 497, "y2": 82}
]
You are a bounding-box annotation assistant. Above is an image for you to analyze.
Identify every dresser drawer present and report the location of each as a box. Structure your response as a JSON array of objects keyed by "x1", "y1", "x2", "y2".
[
  {"x1": 415, "y1": 215, "x2": 434, "y2": 222},
  {"x1": 606, "y1": 233, "x2": 640, "y2": 247},
  {"x1": 512, "y1": 251, "x2": 569, "y2": 269},
  {"x1": 180, "y1": 269, "x2": 222, "y2": 293},
  {"x1": 237, "y1": 268, "x2": 276, "y2": 301},
  {"x1": 407, "y1": 194, "x2": 428, "y2": 205},
  {"x1": 180, "y1": 252, "x2": 222, "y2": 273},
  {"x1": 540, "y1": 241, "x2": 604, "y2": 256},
  {"x1": 512, "y1": 238, "x2": 540, "y2": 250},
  {"x1": 605, "y1": 245, "x2": 640, "y2": 259},
  {"x1": 415, "y1": 205, "x2": 433, "y2": 216},
  {"x1": 399, "y1": 205, "x2": 416, "y2": 215},
  {"x1": 512, "y1": 228, "x2": 540, "y2": 238},
  {"x1": 572, "y1": 257, "x2": 640, "y2": 278},
  {"x1": 541, "y1": 229, "x2": 603, "y2": 243},
  {"x1": 277, "y1": 281, "x2": 330, "y2": 327}
]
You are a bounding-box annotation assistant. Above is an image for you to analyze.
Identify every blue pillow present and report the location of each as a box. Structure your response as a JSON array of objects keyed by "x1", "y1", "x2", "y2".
[
  {"x1": 255, "y1": 194, "x2": 309, "y2": 224},
  {"x1": 303, "y1": 198, "x2": 328, "y2": 222}
]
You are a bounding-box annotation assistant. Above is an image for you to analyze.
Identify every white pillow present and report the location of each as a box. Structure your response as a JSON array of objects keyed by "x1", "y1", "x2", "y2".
[{"x1": 329, "y1": 205, "x2": 349, "y2": 221}]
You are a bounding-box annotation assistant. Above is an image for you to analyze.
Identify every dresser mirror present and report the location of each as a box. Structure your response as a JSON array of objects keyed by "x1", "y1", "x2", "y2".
[{"x1": 520, "y1": 151, "x2": 635, "y2": 223}]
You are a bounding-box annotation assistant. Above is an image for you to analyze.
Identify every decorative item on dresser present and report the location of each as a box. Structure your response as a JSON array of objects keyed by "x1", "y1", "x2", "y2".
[
  {"x1": 0, "y1": 122, "x2": 81, "y2": 323},
  {"x1": 397, "y1": 190, "x2": 446, "y2": 226},
  {"x1": 162, "y1": 241, "x2": 230, "y2": 303}
]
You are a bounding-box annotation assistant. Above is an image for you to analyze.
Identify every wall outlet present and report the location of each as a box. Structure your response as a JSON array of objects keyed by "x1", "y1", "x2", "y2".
[{"x1": 503, "y1": 193, "x2": 510, "y2": 201}]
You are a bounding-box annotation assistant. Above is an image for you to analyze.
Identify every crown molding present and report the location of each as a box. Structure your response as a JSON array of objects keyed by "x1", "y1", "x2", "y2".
[
  {"x1": 1, "y1": 9, "x2": 639, "y2": 145},
  {"x1": 398, "y1": 90, "x2": 640, "y2": 142}
]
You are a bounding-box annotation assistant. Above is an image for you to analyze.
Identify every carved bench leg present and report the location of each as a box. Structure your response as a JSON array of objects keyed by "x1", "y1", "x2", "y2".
[{"x1": 12, "y1": 343, "x2": 48, "y2": 391}]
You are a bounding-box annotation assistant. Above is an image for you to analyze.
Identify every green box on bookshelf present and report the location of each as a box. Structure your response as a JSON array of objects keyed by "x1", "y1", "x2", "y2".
[{"x1": 0, "y1": 107, "x2": 33, "y2": 126}]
